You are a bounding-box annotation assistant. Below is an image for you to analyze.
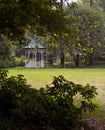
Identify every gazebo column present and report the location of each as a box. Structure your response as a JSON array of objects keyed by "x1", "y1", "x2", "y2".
[
  {"x1": 34, "y1": 51, "x2": 37, "y2": 67},
  {"x1": 40, "y1": 52, "x2": 42, "y2": 61},
  {"x1": 25, "y1": 51, "x2": 30, "y2": 68},
  {"x1": 25, "y1": 51, "x2": 30, "y2": 62},
  {"x1": 28, "y1": 51, "x2": 30, "y2": 61},
  {"x1": 33, "y1": 52, "x2": 34, "y2": 61},
  {"x1": 41, "y1": 51, "x2": 44, "y2": 67},
  {"x1": 28, "y1": 51, "x2": 30, "y2": 67}
]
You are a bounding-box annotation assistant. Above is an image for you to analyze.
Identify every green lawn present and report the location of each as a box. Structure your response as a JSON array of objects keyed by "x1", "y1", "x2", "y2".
[{"x1": 8, "y1": 67, "x2": 105, "y2": 121}]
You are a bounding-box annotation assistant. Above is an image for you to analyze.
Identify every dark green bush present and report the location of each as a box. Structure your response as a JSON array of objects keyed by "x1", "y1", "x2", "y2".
[
  {"x1": 44, "y1": 75, "x2": 97, "y2": 130},
  {"x1": 0, "y1": 70, "x2": 97, "y2": 130}
]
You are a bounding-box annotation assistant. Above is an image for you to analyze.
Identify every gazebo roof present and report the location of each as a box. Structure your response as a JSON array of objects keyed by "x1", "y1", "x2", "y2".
[{"x1": 25, "y1": 38, "x2": 45, "y2": 49}]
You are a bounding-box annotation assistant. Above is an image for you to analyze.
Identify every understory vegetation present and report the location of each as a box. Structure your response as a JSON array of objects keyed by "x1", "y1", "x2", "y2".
[{"x1": 0, "y1": 69, "x2": 97, "y2": 130}]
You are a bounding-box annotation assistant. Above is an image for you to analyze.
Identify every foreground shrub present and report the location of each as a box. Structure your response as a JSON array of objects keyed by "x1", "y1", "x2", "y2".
[{"x1": 0, "y1": 69, "x2": 97, "y2": 130}]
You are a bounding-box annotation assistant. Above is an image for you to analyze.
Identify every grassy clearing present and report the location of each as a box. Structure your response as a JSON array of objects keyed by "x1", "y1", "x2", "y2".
[{"x1": 8, "y1": 67, "x2": 105, "y2": 121}]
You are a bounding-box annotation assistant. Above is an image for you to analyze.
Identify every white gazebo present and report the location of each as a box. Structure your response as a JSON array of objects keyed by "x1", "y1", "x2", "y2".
[{"x1": 24, "y1": 38, "x2": 46, "y2": 68}]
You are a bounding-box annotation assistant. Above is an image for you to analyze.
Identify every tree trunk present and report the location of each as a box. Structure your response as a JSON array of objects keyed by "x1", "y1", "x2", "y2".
[
  {"x1": 59, "y1": 0, "x2": 65, "y2": 68},
  {"x1": 88, "y1": 53, "x2": 93, "y2": 65},
  {"x1": 74, "y1": 54, "x2": 80, "y2": 67},
  {"x1": 60, "y1": 49, "x2": 65, "y2": 67},
  {"x1": 59, "y1": 35, "x2": 65, "y2": 68}
]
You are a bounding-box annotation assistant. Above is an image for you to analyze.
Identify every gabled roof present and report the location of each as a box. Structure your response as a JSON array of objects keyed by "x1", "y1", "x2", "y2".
[{"x1": 24, "y1": 38, "x2": 45, "y2": 49}]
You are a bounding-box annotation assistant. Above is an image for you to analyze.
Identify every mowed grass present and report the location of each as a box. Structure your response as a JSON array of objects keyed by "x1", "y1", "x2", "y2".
[{"x1": 8, "y1": 67, "x2": 105, "y2": 121}]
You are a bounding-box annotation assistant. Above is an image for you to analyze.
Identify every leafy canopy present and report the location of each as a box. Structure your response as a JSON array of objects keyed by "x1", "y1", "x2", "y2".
[{"x1": 0, "y1": 0, "x2": 66, "y2": 40}]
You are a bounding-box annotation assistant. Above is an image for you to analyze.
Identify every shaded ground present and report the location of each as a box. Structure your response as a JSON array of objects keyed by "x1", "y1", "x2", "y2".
[{"x1": 81, "y1": 116, "x2": 105, "y2": 130}]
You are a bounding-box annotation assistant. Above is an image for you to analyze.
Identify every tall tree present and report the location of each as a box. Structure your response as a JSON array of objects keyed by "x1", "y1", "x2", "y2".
[
  {"x1": 66, "y1": 3, "x2": 105, "y2": 66},
  {"x1": 59, "y1": 0, "x2": 65, "y2": 67}
]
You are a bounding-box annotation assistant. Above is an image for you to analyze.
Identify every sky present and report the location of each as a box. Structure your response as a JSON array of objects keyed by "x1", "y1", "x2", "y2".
[
  {"x1": 58, "y1": 0, "x2": 77, "y2": 4},
  {"x1": 64, "y1": 0, "x2": 78, "y2": 6},
  {"x1": 69, "y1": 0, "x2": 77, "y2": 2}
]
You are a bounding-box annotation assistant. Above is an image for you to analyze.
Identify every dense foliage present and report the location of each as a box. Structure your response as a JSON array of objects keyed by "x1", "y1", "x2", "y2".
[
  {"x1": 0, "y1": 0, "x2": 66, "y2": 40},
  {"x1": 0, "y1": 69, "x2": 97, "y2": 130}
]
